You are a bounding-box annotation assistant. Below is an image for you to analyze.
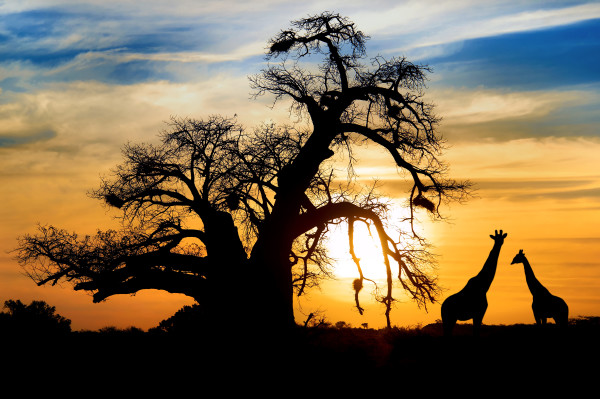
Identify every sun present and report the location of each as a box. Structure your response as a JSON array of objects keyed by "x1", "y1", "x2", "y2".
[
  {"x1": 325, "y1": 202, "x2": 421, "y2": 281},
  {"x1": 326, "y1": 221, "x2": 387, "y2": 280}
]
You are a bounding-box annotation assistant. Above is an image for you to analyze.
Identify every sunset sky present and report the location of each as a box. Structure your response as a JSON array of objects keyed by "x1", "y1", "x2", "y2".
[{"x1": 1, "y1": 0, "x2": 599, "y2": 331}]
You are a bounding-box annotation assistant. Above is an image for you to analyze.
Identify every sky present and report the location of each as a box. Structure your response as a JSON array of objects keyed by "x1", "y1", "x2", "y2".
[{"x1": 1, "y1": 0, "x2": 599, "y2": 331}]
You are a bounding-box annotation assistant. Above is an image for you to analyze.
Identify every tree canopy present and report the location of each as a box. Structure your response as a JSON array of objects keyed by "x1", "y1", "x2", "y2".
[
  {"x1": 0, "y1": 299, "x2": 71, "y2": 335},
  {"x1": 16, "y1": 12, "x2": 470, "y2": 329}
]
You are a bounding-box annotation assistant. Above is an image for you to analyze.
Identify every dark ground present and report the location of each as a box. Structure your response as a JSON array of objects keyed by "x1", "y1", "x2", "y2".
[{"x1": 3, "y1": 320, "x2": 598, "y2": 394}]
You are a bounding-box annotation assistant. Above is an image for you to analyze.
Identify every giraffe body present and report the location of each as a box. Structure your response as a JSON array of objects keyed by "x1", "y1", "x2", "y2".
[
  {"x1": 441, "y1": 230, "x2": 507, "y2": 337},
  {"x1": 511, "y1": 250, "x2": 568, "y2": 327}
]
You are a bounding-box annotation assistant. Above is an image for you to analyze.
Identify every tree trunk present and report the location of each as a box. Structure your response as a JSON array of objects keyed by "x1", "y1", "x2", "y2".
[
  {"x1": 249, "y1": 223, "x2": 297, "y2": 330},
  {"x1": 247, "y1": 122, "x2": 338, "y2": 330},
  {"x1": 199, "y1": 210, "x2": 251, "y2": 328}
]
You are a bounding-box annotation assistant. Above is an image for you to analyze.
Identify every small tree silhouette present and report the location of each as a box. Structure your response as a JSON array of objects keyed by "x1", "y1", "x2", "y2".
[
  {"x1": 0, "y1": 299, "x2": 71, "y2": 336},
  {"x1": 149, "y1": 304, "x2": 206, "y2": 335},
  {"x1": 335, "y1": 321, "x2": 350, "y2": 329}
]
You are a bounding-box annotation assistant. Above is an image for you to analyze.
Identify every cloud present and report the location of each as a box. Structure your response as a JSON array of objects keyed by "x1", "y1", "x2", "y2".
[
  {"x1": 440, "y1": 137, "x2": 600, "y2": 190},
  {"x1": 0, "y1": 4, "x2": 280, "y2": 89},
  {"x1": 434, "y1": 89, "x2": 571, "y2": 124},
  {"x1": 472, "y1": 178, "x2": 600, "y2": 201},
  {"x1": 0, "y1": 0, "x2": 333, "y2": 17},
  {"x1": 0, "y1": 78, "x2": 292, "y2": 177},
  {"x1": 429, "y1": 85, "x2": 600, "y2": 141},
  {"x1": 422, "y1": 2, "x2": 600, "y2": 47},
  {"x1": 340, "y1": 135, "x2": 600, "y2": 202},
  {"x1": 362, "y1": 175, "x2": 600, "y2": 204},
  {"x1": 509, "y1": 186, "x2": 600, "y2": 201},
  {"x1": 524, "y1": 237, "x2": 600, "y2": 244},
  {"x1": 0, "y1": 129, "x2": 56, "y2": 147},
  {"x1": 475, "y1": 179, "x2": 596, "y2": 191},
  {"x1": 42, "y1": 40, "x2": 267, "y2": 78},
  {"x1": 363, "y1": 1, "x2": 600, "y2": 54}
]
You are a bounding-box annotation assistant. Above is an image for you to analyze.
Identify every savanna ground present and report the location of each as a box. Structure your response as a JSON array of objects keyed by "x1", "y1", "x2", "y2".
[{"x1": 4, "y1": 317, "x2": 598, "y2": 393}]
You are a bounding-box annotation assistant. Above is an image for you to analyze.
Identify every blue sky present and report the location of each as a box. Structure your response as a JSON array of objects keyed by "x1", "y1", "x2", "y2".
[
  {"x1": 1, "y1": 1, "x2": 599, "y2": 329},
  {"x1": 427, "y1": 18, "x2": 600, "y2": 90}
]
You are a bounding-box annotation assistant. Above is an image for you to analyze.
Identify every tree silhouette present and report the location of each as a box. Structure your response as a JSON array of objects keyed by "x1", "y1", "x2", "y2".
[
  {"x1": 0, "y1": 299, "x2": 71, "y2": 336},
  {"x1": 16, "y1": 12, "x2": 469, "y2": 330},
  {"x1": 149, "y1": 304, "x2": 206, "y2": 335}
]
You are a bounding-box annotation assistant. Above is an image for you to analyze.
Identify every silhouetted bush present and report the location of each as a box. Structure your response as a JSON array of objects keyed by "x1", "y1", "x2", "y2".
[
  {"x1": 334, "y1": 320, "x2": 350, "y2": 329},
  {"x1": 571, "y1": 315, "x2": 600, "y2": 326},
  {"x1": 148, "y1": 304, "x2": 207, "y2": 335},
  {"x1": 0, "y1": 299, "x2": 71, "y2": 337},
  {"x1": 96, "y1": 326, "x2": 145, "y2": 335}
]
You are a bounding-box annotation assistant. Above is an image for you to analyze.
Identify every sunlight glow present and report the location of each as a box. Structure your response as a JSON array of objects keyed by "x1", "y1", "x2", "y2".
[
  {"x1": 327, "y1": 220, "x2": 386, "y2": 280},
  {"x1": 325, "y1": 202, "x2": 426, "y2": 281}
]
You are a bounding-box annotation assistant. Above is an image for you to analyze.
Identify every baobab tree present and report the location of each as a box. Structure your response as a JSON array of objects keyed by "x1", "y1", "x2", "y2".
[{"x1": 16, "y1": 12, "x2": 469, "y2": 330}]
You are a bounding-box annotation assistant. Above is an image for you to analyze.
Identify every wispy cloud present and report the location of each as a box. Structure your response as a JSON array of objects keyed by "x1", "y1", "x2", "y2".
[
  {"x1": 0, "y1": 129, "x2": 56, "y2": 147},
  {"x1": 430, "y1": 85, "x2": 600, "y2": 141},
  {"x1": 0, "y1": 78, "x2": 290, "y2": 176},
  {"x1": 45, "y1": 41, "x2": 267, "y2": 74},
  {"x1": 361, "y1": 1, "x2": 600, "y2": 55},
  {"x1": 418, "y1": 2, "x2": 600, "y2": 48},
  {"x1": 443, "y1": 137, "x2": 600, "y2": 181},
  {"x1": 434, "y1": 88, "x2": 586, "y2": 124},
  {"x1": 0, "y1": 4, "x2": 277, "y2": 89},
  {"x1": 472, "y1": 177, "x2": 600, "y2": 201}
]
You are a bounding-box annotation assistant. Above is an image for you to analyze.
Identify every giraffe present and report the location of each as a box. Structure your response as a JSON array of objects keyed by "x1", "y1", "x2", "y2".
[
  {"x1": 511, "y1": 249, "x2": 569, "y2": 327},
  {"x1": 441, "y1": 230, "x2": 507, "y2": 337}
]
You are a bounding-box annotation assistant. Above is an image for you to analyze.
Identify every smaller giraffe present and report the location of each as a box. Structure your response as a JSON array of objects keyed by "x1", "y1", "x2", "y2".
[
  {"x1": 441, "y1": 230, "x2": 507, "y2": 337},
  {"x1": 511, "y1": 249, "x2": 569, "y2": 327}
]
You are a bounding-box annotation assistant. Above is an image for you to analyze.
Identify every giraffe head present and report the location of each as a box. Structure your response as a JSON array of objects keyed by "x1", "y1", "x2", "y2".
[
  {"x1": 489, "y1": 229, "x2": 507, "y2": 245},
  {"x1": 511, "y1": 249, "x2": 526, "y2": 265}
]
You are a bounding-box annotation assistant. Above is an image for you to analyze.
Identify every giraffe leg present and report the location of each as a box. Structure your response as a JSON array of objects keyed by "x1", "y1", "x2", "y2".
[
  {"x1": 556, "y1": 297, "x2": 569, "y2": 328},
  {"x1": 441, "y1": 296, "x2": 458, "y2": 337},
  {"x1": 555, "y1": 312, "x2": 569, "y2": 328},
  {"x1": 472, "y1": 315, "x2": 483, "y2": 337},
  {"x1": 534, "y1": 314, "x2": 543, "y2": 325},
  {"x1": 553, "y1": 316, "x2": 564, "y2": 327},
  {"x1": 443, "y1": 318, "x2": 456, "y2": 337}
]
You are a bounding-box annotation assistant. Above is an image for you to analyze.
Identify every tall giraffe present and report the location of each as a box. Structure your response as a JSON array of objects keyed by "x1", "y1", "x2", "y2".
[
  {"x1": 511, "y1": 249, "x2": 569, "y2": 327},
  {"x1": 441, "y1": 230, "x2": 507, "y2": 337}
]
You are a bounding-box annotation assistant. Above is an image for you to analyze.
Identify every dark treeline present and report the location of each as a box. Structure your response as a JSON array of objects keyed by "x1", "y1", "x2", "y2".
[
  {"x1": 2, "y1": 299, "x2": 599, "y2": 381},
  {"x1": 2, "y1": 298, "x2": 597, "y2": 396}
]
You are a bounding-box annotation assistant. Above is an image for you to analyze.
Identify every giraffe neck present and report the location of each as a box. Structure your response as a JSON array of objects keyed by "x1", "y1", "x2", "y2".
[
  {"x1": 522, "y1": 257, "x2": 547, "y2": 296},
  {"x1": 475, "y1": 241, "x2": 503, "y2": 292}
]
